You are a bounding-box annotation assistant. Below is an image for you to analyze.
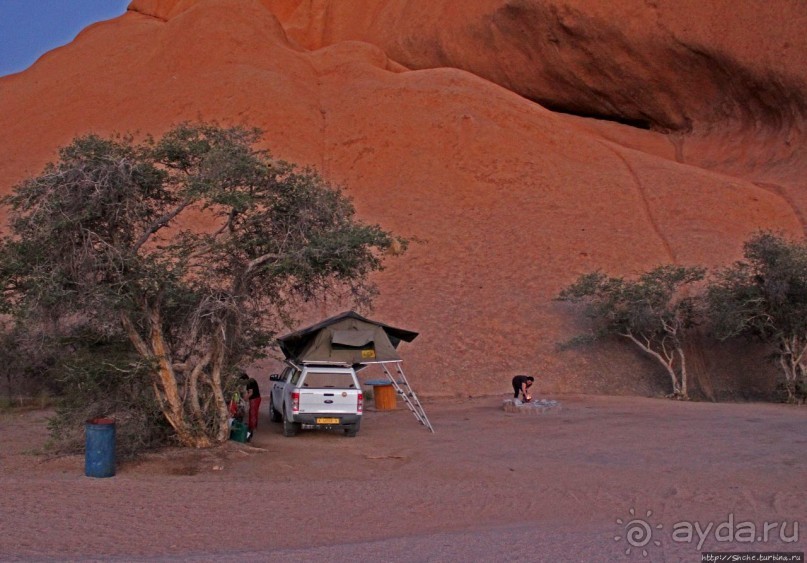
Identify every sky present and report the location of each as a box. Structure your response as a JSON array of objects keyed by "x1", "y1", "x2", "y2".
[{"x1": 0, "y1": 0, "x2": 130, "y2": 77}]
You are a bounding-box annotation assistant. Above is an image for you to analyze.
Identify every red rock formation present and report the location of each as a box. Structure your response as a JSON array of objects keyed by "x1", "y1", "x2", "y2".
[
  {"x1": 268, "y1": 1, "x2": 807, "y2": 137},
  {"x1": 266, "y1": 0, "x2": 807, "y2": 224},
  {"x1": 0, "y1": 0, "x2": 802, "y2": 396}
]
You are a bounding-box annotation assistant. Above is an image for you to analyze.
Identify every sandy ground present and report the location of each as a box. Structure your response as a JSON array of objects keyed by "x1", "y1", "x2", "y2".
[{"x1": 1, "y1": 394, "x2": 805, "y2": 562}]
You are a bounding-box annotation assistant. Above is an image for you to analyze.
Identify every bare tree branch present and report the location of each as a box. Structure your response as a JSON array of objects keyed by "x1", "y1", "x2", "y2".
[{"x1": 133, "y1": 199, "x2": 192, "y2": 252}]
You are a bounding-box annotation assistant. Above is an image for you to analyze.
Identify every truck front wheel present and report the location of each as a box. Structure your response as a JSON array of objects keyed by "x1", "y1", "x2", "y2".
[{"x1": 269, "y1": 399, "x2": 282, "y2": 423}]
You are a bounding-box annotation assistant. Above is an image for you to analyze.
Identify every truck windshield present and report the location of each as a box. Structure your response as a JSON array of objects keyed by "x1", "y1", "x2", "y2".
[{"x1": 303, "y1": 372, "x2": 356, "y2": 389}]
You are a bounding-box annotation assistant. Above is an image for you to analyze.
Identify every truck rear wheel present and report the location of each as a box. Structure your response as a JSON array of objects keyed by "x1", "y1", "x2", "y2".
[
  {"x1": 282, "y1": 410, "x2": 300, "y2": 437},
  {"x1": 344, "y1": 420, "x2": 361, "y2": 437}
]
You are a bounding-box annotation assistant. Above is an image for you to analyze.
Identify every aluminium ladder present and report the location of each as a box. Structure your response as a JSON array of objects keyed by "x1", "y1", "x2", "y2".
[{"x1": 380, "y1": 362, "x2": 434, "y2": 433}]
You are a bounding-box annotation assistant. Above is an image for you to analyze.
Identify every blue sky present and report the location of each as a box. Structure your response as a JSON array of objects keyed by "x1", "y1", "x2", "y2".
[{"x1": 0, "y1": 0, "x2": 130, "y2": 77}]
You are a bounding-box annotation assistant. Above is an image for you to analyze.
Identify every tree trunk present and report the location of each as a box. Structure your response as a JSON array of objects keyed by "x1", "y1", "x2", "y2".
[
  {"x1": 791, "y1": 336, "x2": 807, "y2": 402},
  {"x1": 676, "y1": 346, "x2": 688, "y2": 399},
  {"x1": 778, "y1": 355, "x2": 797, "y2": 403},
  {"x1": 778, "y1": 336, "x2": 803, "y2": 403},
  {"x1": 121, "y1": 310, "x2": 213, "y2": 447},
  {"x1": 210, "y1": 329, "x2": 231, "y2": 443},
  {"x1": 623, "y1": 333, "x2": 681, "y2": 397},
  {"x1": 188, "y1": 352, "x2": 212, "y2": 428}
]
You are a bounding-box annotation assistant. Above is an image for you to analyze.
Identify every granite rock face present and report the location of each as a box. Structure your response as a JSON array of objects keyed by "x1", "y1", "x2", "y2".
[
  {"x1": 266, "y1": 1, "x2": 807, "y2": 148},
  {"x1": 0, "y1": 0, "x2": 803, "y2": 396}
]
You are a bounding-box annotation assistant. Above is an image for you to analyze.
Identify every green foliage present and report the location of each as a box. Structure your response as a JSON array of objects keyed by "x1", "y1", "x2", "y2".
[
  {"x1": 46, "y1": 331, "x2": 172, "y2": 457},
  {"x1": 708, "y1": 232, "x2": 807, "y2": 339},
  {"x1": 707, "y1": 231, "x2": 807, "y2": 402},
  {"x1": 557, "y1": 265, "x2": 705, "y2": 343},
  {"x1": 558, "y1": 265, "x2": 705, "y2": 398},
  {"x1": 0, "y1": 122, "x2": 404, "y2": 449},
  {"x1": 0, "y1": 319, "x2": 64, "y2": 400},
  {"x1": 554, "y1": 332, "x2": 597, "y2": 352}
]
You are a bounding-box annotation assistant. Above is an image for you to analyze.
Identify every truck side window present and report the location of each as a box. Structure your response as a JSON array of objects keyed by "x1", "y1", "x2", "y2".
[
  {"x1": 281, "y1": 366, "x2": 293, "y2": 382},
  {"x1": 290, "y1": 369, "x2": 302, "y2": 385}
]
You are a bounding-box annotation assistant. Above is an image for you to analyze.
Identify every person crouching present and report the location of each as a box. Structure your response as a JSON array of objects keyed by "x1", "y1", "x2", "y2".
[{"x1": 511, "y1": 375, "x2": 534, "y2": 402}]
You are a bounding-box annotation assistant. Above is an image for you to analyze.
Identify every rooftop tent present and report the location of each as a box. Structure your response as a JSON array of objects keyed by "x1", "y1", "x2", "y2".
[
  {"x1": 277, "y1": 311, "x2": 419, "y2": 366},
  {"x1": 277, "y1": 311, "x2": 433, "y2": 432}
]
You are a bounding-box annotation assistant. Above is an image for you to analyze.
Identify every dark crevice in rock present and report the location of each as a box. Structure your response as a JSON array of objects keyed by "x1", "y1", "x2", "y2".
[
  {"x1": 488, "y1": 2, "x2": 806, "y2": 144},
  {"x1": 535, "y1": 99, "x2": 654, "y2": 130}
]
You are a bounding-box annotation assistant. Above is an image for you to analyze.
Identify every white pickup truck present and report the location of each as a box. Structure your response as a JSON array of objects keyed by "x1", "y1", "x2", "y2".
[{"x1": 268, "y1": 364, "x2": 363, "y2": 437}]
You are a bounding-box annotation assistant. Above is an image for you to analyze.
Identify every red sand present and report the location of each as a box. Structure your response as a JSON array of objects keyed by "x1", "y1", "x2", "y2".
[{"x1": 1, "y1": 391, "x2": 805, "y2": 560}]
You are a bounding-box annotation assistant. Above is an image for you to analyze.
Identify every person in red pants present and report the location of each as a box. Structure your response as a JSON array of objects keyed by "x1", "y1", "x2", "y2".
[{"x1": 239, "y1": 372, "x2": 261, "y2": 441}]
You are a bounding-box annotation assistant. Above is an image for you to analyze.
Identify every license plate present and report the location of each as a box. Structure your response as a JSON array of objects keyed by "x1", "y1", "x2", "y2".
[{"x1": 316, "y1": 417, "x2": 340, "y2": 424}]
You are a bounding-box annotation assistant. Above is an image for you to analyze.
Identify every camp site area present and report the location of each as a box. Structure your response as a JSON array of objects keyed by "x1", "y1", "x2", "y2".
[{"x1": 2, "y1": 393, "x2": 805, "y2": 560}]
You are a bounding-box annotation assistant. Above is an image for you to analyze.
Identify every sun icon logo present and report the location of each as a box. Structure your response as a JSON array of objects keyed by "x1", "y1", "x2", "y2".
[{"x1": 614, "y1": 507, "x2": 663, "y2": 557}]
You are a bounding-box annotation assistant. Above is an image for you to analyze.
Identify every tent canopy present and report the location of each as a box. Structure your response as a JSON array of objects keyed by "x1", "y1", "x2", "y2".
[{"x1": 277, "y1": 311, "x2": 418, "y2": 366}]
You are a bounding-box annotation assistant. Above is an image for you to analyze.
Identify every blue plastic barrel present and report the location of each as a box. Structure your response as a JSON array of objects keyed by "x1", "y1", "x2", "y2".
[{"x1": 85, "y1": 418, "x2": 116, "y2": 478}]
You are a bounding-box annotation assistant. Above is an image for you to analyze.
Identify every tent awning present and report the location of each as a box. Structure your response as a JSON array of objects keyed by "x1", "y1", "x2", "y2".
[{"x1": 331, "y1": 329, "x2": 375, "y2": 348}]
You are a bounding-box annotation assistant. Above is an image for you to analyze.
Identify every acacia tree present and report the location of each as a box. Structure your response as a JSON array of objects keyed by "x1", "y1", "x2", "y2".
[
  {"x1": 557, "y1": 265, "x2": 706, "y2": 399},
  {"x1": 0, "y1": 123, "x2": 402, "y2": 447},
  {"x1": 707, "y1": 232, "x2": 807, "y2": 402}
]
